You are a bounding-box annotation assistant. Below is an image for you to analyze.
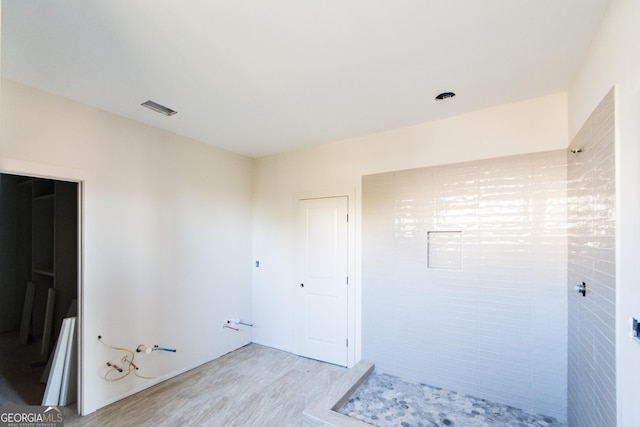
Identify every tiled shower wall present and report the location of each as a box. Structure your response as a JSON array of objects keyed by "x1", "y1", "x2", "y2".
[
  {"x1": 567, "y1": 89, "x2": 616, "y2": 427},
  {"x1": 362, "y1": 150, "x2": 568, "y2": 420}
]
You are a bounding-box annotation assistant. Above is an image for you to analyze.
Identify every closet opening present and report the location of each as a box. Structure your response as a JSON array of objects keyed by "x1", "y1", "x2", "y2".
[{"x1": 0, "y1": 172, "x2": 80, "y2": 409}]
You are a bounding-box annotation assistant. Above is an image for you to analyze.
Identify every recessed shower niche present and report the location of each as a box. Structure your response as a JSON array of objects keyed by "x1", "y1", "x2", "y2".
[{"x1": 427, "y1": 231, "x2": 463, "y2": 270}]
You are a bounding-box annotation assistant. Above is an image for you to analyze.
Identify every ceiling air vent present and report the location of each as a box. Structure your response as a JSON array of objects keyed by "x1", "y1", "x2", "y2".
[
  {"x1": 435, "y1": 92, "x2": 456, "y2": 102},
  {"x1": 141, "y1": 100, "x2": 177, "y2": 116}
]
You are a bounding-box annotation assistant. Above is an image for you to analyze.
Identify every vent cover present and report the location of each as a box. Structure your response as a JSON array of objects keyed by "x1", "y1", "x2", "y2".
[
  {"x1": 141, "y1": 100, "x2": 177, "y2": 116},
  {"x1": 435, "y1": 92, "x2": 456, "y2": 101}
]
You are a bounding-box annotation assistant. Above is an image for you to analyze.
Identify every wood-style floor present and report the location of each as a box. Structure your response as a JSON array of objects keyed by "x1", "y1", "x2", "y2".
[{"x1": 63, "y1": 344, "x2": 348, "y2": 427}]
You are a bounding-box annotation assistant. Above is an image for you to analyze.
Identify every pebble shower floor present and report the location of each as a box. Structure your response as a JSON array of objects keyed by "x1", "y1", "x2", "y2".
[{"x1": 338, "y1": 372, "x2": 567, "y2": 427}]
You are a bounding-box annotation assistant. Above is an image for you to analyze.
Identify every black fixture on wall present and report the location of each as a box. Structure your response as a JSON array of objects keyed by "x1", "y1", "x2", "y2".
[{"x1": 576, "y1": 281, "x2": 586, "y2": 297}]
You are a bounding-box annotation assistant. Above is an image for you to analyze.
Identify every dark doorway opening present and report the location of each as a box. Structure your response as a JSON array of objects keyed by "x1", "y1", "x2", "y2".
[{"x1": 0, "y1": 173, "x2": 78, "y2": 405}]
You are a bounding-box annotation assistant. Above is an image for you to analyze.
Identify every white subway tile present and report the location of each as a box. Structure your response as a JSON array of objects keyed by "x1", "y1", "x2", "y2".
[{"x1": 362, "y1": 149, "x2": 580, "y2": 421}]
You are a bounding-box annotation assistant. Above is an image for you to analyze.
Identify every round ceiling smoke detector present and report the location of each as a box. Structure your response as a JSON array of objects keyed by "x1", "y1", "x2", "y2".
[{"x1": 435, "y1": 92, "x2": 456, "y2": 101}]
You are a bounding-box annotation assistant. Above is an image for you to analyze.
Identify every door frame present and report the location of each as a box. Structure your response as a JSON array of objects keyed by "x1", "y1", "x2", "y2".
[
  {"x1": 293, "y1": 189, "x2": 357, "y2": 368},
  {"x1": 0, "y1": 157, "x2": 91, "y2": 415}
]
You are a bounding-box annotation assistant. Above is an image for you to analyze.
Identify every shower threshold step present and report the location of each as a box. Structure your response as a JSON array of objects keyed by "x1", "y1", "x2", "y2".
[{"x1": 303, "y1": 359, "x2": 375, "y2": 427}]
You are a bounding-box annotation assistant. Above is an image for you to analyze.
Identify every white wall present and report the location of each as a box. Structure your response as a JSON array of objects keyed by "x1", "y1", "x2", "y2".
[
  {"x1": 567, "y1": 0, "x2": 640, "y2": 425},
  {"x1": 0, "y1": 79, "x2": 254, "y2": 414},
  {"x1": 252, "y1": 92, "x2": 569, "y2": 368}
]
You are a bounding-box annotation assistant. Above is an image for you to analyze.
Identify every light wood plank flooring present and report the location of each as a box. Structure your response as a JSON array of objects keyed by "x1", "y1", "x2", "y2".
[{"x1": 63, "y1": 344, "x2": 348, "y2": 427}]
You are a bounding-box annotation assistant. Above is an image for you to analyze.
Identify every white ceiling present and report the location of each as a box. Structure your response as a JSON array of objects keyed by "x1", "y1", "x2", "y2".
[{"x1": 1, "y1": 1, "x2": 611, "y2": 158}]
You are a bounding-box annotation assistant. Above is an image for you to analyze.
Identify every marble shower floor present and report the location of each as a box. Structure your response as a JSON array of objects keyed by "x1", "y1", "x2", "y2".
[{"x1": 338, "y1": 372, "x2": 567, "y2": 427}]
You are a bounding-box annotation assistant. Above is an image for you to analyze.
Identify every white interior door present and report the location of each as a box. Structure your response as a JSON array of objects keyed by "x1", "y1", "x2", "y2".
[{"x1": 295, "y1": 196, "x2": 348, "y2": 366}]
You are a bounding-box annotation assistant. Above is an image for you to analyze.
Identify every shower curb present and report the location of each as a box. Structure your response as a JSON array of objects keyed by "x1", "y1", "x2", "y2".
[{"x1": 303, "y1": 360, "x2": 375, "y2": 427}]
